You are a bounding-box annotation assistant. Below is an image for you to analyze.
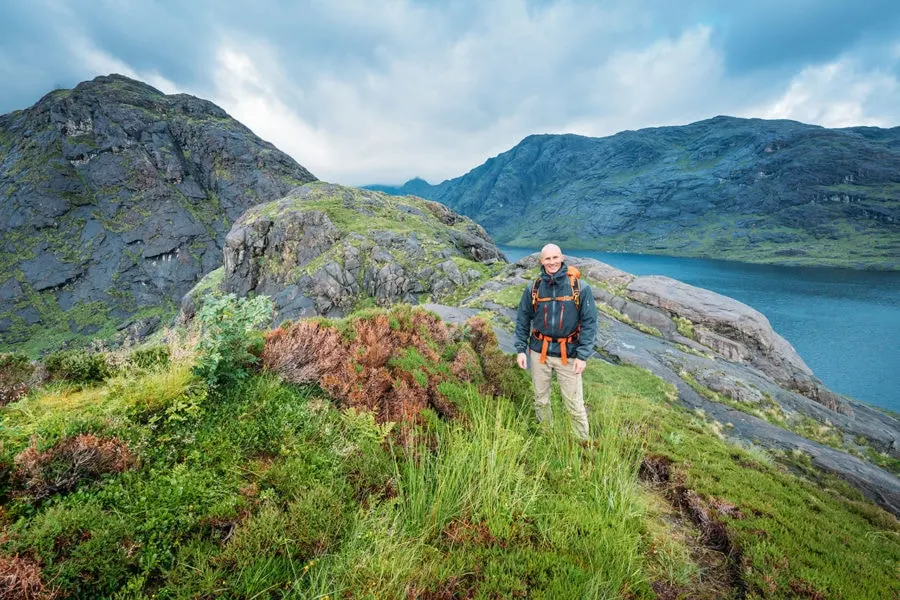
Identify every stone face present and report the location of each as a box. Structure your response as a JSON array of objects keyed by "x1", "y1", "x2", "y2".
[
  {"x1": 623, "y1": 275, "x2": 842, "y2": 407},
  {"x1": 0, "y1": 74, "x2": 317, "y2": 350},
  {"x1": 462, "y1": 254, "x2": 900, "y2": 515},
  {"x1": 199, "y1": 182, "x2": 506, "y2": 323}
]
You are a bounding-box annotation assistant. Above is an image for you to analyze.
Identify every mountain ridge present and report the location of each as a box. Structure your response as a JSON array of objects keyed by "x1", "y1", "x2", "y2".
[{"x1": 369, "y1": 115, "x2": 900, "y2": 269}]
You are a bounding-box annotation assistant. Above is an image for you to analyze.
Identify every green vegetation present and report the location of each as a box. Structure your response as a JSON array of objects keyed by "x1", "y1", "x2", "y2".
[
  {"x1": 45, "y1": 349, "x2": 113, "y2": 383},
  {"x1": 0, "y1": 288, "x2": 178, "y2": 358},
  {"x1": 673, "y1": 315, "x2": 694, "y2": 339},
  {"x1": 0, "y1": 305, "x2": 895, "y2": 598},
  {"x1": 193, "y1": 294, "x2": 274, "y2": 389},
  {"x1": 504, "y1": 210, "x2": 900, "y2": 271}
]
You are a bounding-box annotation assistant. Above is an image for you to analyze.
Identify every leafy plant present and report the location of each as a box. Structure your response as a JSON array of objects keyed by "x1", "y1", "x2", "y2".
[
  {"x1": 127, "y1": 345, "x2": 170, "y2": 370},
  {"x1": 193, "y1": 293, "x2": 274, "y2": 389},
  {"x1": 44, "y1": 349, "x2": 112, "y2": 383}
]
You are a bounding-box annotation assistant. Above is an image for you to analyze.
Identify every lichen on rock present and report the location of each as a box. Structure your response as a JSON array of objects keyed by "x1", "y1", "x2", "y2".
[{"x1": 202, "y1": 182, "x2": 506, "y2": 322}]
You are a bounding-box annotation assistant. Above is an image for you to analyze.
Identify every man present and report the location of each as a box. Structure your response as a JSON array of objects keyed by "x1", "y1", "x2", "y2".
[{"x1": 515, "y1": 244, "x2": 597, "y2": 440}]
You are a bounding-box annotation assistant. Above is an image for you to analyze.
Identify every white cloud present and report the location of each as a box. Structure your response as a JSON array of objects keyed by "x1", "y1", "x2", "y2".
[
  {"x1": 211, "y1": 45, "x2": 335, "y2": 173},
  {"x1": 67, "y1": 35, "x2": 178, "y2": 95},
  {"x1": 7, "y1": 0, "x2": 899, "y2": 185},
  {"x1": 204, "y1": 1, "x2": 702, "y2": 185},
  {"x1": 749, "y1": 57, "x2": 900, "y2": 127},
  {"x1": 562, "y1": 25, "x2": 725, "y2": 136}
]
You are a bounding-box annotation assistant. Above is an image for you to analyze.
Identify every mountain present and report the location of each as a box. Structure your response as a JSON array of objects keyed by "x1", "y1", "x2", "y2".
[
  {"x1": 374, "y1": 116, "x2": 900, "y2": 269},
  {"x1": 0, "y1": 74, "x2": 317, "y2": 354}
]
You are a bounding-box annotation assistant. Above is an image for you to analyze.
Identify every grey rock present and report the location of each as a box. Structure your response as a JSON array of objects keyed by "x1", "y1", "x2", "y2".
[
  {"x1": 214, "y1": 182, "x2": 505, "y2": 323},
  {"x1": 0, "y1": 277, "x2": 22, "y2": 301},
  {"x1": 625, "y1": 275, "x2": 843, "y2": 410}
]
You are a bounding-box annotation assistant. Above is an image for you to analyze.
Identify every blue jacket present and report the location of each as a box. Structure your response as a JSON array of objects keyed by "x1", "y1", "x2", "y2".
[{"x1": 514, "y1": 263, "x2": 597, "y2": 361}]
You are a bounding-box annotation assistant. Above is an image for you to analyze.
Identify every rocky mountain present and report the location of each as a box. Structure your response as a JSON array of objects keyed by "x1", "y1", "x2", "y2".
[
  {"x1": 180, "y1": 182, "x2": 505, "y2": 324},
  {"x1": 375, "y1": 117, "x2": 900, "y2": 269},
  {"x1": 0, "y1": 74, "x2": 316, "y2": 353}
]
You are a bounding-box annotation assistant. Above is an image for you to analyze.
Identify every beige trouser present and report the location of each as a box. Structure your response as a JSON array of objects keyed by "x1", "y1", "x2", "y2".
[{"x1": 529, "y1": 349, "x2": 590, "y2": 441}]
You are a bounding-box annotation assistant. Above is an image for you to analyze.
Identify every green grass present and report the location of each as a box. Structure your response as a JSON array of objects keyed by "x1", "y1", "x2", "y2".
[
  {"x1": 610, "y1": 366, "x2": 900, "y2": 599},
  {"x1": 0, "y1": 316, "x2": 896, "y2": 598}
]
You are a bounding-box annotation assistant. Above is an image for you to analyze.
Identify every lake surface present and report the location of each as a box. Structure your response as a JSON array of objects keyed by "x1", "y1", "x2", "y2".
[{"x1": 499, "y1": 245, "x2": 900, "y2": 413}]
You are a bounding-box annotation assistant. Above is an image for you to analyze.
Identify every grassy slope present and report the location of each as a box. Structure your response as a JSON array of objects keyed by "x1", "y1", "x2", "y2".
[{"x1": 0, "y1": 309, "x2": 897, "y2": 599}]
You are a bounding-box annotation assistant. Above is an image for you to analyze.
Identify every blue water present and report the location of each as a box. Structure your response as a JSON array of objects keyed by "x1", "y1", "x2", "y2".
[{"x1": 500, "y1": 245, "x2": 900, "y2": 413}]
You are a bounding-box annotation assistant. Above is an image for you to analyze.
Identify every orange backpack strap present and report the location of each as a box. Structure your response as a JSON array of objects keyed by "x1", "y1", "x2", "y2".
[
  {"x1": 567, "y1": 267, "x2": 581, "y2": 309},
  {"x1": 530, "y1": 278, "x2": 541, "y2": 312}
]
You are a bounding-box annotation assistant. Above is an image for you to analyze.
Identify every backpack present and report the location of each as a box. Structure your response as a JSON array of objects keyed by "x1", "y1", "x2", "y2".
[{"x1": 531, "y1": 266, "x2": 581, "y2": 312}]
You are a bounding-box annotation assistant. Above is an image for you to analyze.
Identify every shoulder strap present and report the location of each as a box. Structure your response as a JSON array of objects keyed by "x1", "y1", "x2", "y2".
[
  {"x1": 531, "y1": 278, "x2": 541, "y2": 311},
  {"x1": 567, "y1": 266, "x2": 581, "y2": 309},
  {"x1": 569, "y1": 275, "x2": 580, "y2": 309}
]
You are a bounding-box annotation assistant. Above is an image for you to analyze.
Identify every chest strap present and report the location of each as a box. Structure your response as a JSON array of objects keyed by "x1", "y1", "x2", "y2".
[{"x1": 532, "y1": 327, "x2": 580, "y2": 366}]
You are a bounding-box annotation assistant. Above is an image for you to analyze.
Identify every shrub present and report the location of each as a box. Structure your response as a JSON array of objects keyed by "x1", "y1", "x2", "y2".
[
  {"x1": 12, "y1": 434, "x2": 136, "y2": 502},
  {"x1": 0, "y1": 353, "x2": 34, "y2": 406},
  {"x1": 193, "y1": 294, "x2": 274, "y2": 389},
  {"x1": 43, "y1": 349, "x2": 111, "y2": 384},
  {"x1": 127, "y1": 345, "x2": 170, "y2": 370},
  {"x1": 262, "y1": 306, "x2": 460, "y2": 425}
]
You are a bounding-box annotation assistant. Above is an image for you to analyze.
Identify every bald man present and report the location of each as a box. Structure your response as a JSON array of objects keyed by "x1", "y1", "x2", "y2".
[{"x1": 514, "y1": 244, "x2": 598, "y2": 441}]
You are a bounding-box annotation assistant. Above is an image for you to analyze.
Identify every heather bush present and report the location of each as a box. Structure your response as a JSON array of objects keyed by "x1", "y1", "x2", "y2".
[
  {"x1": 0, "y1": 353, "x2": 34, "y2": 406},
  {"x1": 44, "y1": 349, "x2": 111, "y2": 384},
  {"x1": 193, "y1": 293, "x2": 274, "y2": 389},
  {"x1": 12, "y1": 434, "x2": 135, "y2": 501}
]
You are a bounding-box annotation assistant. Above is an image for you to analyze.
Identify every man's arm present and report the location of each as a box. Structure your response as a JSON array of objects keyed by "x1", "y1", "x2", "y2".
[
  {"x1": 575, "y1": 284, "x2": 598, "y2": 361},
  {"x1": 514, "y1": 285, "x2": 534, "y2": 368}
]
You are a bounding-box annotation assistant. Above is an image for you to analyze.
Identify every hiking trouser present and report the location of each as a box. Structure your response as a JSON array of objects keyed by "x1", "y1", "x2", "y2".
[{"x1": 529, "y1": 349, "x2": 590, "y2": 441}]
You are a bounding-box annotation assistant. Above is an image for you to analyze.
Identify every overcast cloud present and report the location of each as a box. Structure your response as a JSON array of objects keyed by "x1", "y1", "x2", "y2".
[{"x1": 1, "y1": 0, "x2": 899, "y2": 185}]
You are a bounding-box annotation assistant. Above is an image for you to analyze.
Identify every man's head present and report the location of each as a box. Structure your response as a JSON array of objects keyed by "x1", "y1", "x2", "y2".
[{"x1": 540, "y1": 243, "x2": 563, "y2": 274}]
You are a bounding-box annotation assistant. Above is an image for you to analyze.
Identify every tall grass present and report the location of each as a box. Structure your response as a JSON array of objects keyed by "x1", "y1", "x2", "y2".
[{"x1": 396, "y1": 383, "x2": 544, "y2": 540}]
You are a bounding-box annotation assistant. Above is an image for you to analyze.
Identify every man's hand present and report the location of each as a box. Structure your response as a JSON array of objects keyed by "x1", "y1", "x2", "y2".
[
  {"x1": 572, "y1": 358, "x2": 586, "y2": 375},
  {"x1": 517, "y1": 352, "x2": 528, "y2": 369}
]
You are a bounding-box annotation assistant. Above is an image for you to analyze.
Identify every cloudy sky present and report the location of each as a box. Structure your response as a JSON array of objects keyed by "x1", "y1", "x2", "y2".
[{"x1": 2, "y1": 0, "x2": 900, "y2": 185}]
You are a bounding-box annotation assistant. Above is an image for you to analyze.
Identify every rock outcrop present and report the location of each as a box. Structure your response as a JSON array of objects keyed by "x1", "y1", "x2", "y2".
[
  {"x1": 373, "y1": 117, "x2": 900, "y2": 270},
  {"x1": 182, "y1": 182, "x2": 505, "y2": 322},
  {"x1": 459, "y1": 255, "x2": 900, "y2": 515},
  {"x1": 0, "y1": 74, "x2": 316, "y2": 351}
]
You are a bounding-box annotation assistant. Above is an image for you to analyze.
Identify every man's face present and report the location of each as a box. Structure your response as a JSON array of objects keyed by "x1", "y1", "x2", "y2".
[{"x1": 540, "y1": 248, "x2": 563, "y2": 274}]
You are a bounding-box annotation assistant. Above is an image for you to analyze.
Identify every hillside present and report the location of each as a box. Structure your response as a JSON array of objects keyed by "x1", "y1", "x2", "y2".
[
  {"x1": 1, "y1": 177, "x2": 897, "y2": 598},
  {"x1": 375, "y1": 117, "x2": 900, "y2": 269},
  {"x1": 0, "y1": 304, "x2": 897, "y2": 599},
  {"x1": 0, "y1": 75, "x2": 317, "y2": 355}
]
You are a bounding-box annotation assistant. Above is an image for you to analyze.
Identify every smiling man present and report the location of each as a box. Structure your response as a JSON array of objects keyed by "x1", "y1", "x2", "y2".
[{"x1": 515, "y1": 244, "x2": 598, "y2": 441}]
